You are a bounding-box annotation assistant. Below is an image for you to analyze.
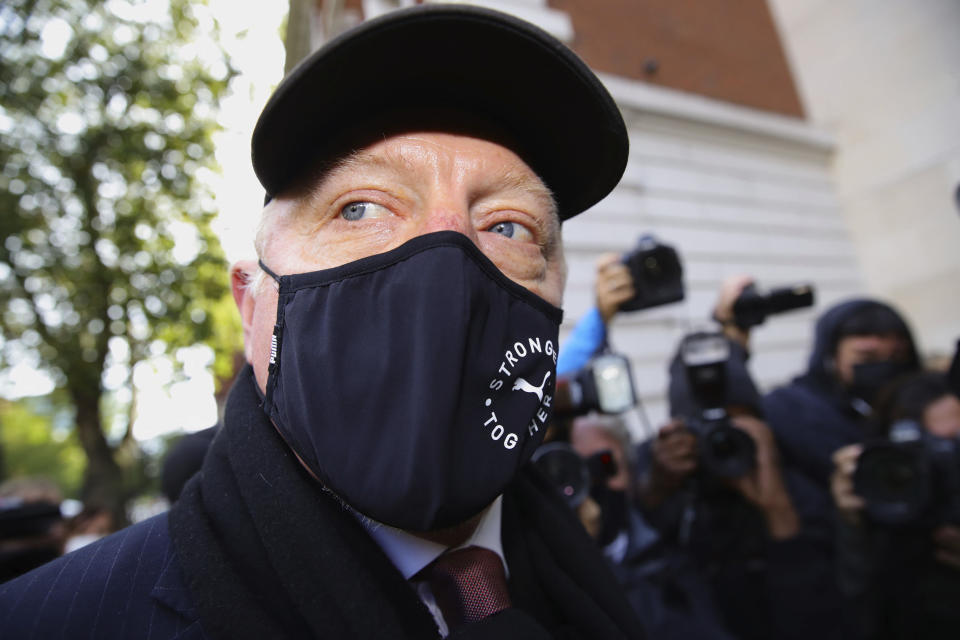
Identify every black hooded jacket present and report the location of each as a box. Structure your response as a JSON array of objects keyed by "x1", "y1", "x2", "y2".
[
  {"x1": 763, "y1": 299, "x2": 920, "y2": 498},
  {"x1": 758, "y1": 300, "x2": 920, "y2": 638}
]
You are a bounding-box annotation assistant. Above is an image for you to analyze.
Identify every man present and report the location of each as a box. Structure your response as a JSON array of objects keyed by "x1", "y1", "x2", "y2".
[{"x1": 0, "y1": 6, "x2": 643, "y2": 639}]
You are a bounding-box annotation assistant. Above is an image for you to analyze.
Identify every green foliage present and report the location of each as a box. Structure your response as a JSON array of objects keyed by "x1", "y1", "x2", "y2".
[
  {"x1": 0, "y1": 0, "x2": 240, "y2": 506},
  {"x1": 0, "y1": 395, "x2": 85, "y2": 497}
]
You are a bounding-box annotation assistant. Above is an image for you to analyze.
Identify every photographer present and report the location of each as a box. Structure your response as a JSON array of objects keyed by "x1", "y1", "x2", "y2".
[
  {"x1": 556, "y1": 253, "x2": 636, "y2": 377},
  {"x1": 634, "y1": 332, "x2": 845, "y2": 640},
  {"x1": 706, "y1": 278, "x2": 923, "y2": 637},
  {"x1": 713, "y1": 278, "x2": 920, "y2": 493},
  {"x1": 558, "y1": 236, "x2": 682, "y2": 378},
  {"x1": 831, "y1": 372, "x2": 960, "y2": 639},
  {"x1": 562, "y1": 413, "x2": 734, "y2": 640}
]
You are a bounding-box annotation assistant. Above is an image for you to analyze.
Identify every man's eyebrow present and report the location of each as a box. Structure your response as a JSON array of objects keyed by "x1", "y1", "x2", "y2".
[{"x1": 484, "y1": 166, "x2": 558, "y2": 217}]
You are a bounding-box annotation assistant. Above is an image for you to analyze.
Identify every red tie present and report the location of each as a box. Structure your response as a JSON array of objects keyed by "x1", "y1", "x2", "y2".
[{"x1": 424, "y1": 546, "x2": 512, "y2": 629}]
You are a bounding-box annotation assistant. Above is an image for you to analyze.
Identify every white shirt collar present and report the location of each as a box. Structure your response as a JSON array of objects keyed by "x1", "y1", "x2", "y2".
[{"x1": 362, "y1": 496, "x2": 506, "y2": 580}]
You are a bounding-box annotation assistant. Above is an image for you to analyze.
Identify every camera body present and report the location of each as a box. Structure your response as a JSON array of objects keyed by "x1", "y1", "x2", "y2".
[
  {"x1": 619, "y1": 235, "x2": 685, "y2": 312},
  {"x1": 555, "y1": 352, "x2": 638, "y2": 417},
  {"x1": 732, "y1": 283, "x2": 815, "y2": 329},
  {"x1": 532, "y1": 442, "x2": 618, "y2": 508},
  {"x1": 678, "y1": 331, "x2": 757, "y2": 478},
  {"x1": 854, "y1": 419, "x2": 960, "y2": 527}
]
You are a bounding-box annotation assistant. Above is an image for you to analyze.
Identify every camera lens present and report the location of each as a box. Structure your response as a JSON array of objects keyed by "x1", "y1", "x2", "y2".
[
  {"x1": 532, "y1": 443, "x2": 591, "y2": 508},
  {"x1": 699, "y1": 422, "x2": 756, "y2": 478},
  {"x1": 857, "y1": 448, "x2": 920, "y2": 501},
  {"x1": 854, "y1": 445, "x2": 931, "y2": 525},
  {"x1": 709, "y1": 429, "x2": 737, "y2": 459}
]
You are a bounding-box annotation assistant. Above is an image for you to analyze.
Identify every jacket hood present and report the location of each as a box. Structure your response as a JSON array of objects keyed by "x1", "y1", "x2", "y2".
[
  {"x1": 668, "y1": 338, "x2": 764, "y2": 418},
  {"x1": 802, "y1": 298, "x2": 921, "y2": 388}
]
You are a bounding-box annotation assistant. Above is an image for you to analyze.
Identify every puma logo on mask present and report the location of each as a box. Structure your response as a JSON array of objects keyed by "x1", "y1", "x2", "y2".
[{"x1": 512, "y1": 371, "x2": 552, "y2": 402}]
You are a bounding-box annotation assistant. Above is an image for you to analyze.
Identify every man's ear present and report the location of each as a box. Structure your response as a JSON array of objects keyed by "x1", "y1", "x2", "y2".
[{"x1": 230, "y1": 260, "x2": 260, "y2": 364}]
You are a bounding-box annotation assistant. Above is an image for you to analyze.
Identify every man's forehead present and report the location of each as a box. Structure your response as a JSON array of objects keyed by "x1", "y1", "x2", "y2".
[{"x1": 294, "y1": 131, "x2": 559, "y2": 218}]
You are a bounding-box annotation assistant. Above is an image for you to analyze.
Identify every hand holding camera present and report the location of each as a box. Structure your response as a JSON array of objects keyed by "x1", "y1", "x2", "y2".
[
  {"x1": 723, "y1": 414, "x2": 799, "y2": 540},
  {"x1": 641, "y1": 420, "x2": 699, "y2": 507},
  {"x1": 618, "y1": 235, "x2": 685, "y2": 313},
  {"x1": 831, "y1": 437, "x2": 960, "y2": 572},
  {"x1": 712, "y1": 275, "x2": 815, "y2": 348},
  {"x1": 595, "y1": 253, "x2": 636, "y2": 324},
  {"x1": 830, "y1": 444, "x2": 866, "y2": 526}
]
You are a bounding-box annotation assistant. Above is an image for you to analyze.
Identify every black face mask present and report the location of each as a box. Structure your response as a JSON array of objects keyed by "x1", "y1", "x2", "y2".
[
  {"x1": 258, "y1": 231, "x2": 562, "y2": 531},
  {"x1": 849, "y1": 361, "x2": 911, "y2": 405}
]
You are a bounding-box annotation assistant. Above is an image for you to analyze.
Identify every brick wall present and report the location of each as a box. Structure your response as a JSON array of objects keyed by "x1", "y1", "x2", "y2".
[{"x1": 548, "y1": 0, "x2": 804, "y2": 118}]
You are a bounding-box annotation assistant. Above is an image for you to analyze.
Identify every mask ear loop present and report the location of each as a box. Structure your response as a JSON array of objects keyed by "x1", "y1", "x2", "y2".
[{"x1": 259, "y1": 260, "x2": 282, "y2": 283}]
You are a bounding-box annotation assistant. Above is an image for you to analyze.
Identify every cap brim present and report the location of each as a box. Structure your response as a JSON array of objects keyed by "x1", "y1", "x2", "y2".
[{"x1": 252, "y1": 5, "x2": 628, "y2": 220}]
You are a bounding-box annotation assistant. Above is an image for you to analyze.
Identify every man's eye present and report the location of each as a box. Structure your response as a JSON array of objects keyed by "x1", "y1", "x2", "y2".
[
  {"x1": 340, "y1": 201, "x2": 389, "y2": 221},
  {"x1": 487, "y1": 221, "x2": 532, "y2": 240}
]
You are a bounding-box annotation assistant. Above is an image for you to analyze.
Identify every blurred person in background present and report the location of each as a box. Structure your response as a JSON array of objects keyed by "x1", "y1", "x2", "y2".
[
  {"x1": 61, "y1": 505, "x2": 118, "y2": 554},
  {"x1": 568, "y1": 413, "x2": 735, "y2": 640},
  {"x1": 0, "y1": 476, "x2": 65, "y2": 583},
  {"x1": 632, "y1": 336, "x2": 844, "y2": 640},
  {"x1": 713, "y1": 277, "x2": 920, "y2": 497},
  {"x1": 556, "y1": 253, "x2": 636, "y2": 378},
  {"x1": 160, "y1": 425, "x2": 218, "y2": 504},
  {"x1": 703, "y1": 277, "x2": 922, "y2": 637},
  {"x1": 831, "y1": 371, "x2": 960, "y2": 639}
]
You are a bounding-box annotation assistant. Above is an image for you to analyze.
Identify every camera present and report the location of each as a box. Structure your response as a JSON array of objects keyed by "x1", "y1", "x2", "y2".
[
  {"x1": 675, "y1": 331, "x2": 757, "y2": 478},
  {"x1": 532, "y1": 442, "x2": 618, "y2": 508},
  {"x1": 732, "y1": 283, "x2": 815, "y2": 329},
  {"x1": 854, "y1": 419, "x2": 960, "y2": 526},
  {"x1": 555, "y1": 352, "x2": 638, "y2": 417},
  {"x1": 619, "y1": 235, "x2": 685, "y2": 312}
]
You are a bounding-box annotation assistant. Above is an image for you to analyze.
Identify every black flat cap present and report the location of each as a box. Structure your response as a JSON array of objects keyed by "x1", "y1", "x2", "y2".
[{"x1": 251, "y1": 4, "x2": 628, "y2": 220}]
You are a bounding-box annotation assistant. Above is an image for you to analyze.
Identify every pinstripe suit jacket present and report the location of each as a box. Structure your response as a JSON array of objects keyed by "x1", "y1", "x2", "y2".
[{"x1": 0, "y1": 513, "x2": 205, "y2": 640}]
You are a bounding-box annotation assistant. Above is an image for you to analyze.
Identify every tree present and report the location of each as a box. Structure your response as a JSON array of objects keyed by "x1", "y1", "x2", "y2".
[
  {"x1": 0, "y1": 0, "x2": 236, "y2": 521},
  {"x1": 0, "y1": 394, "x2": 85, "y2": 497}
]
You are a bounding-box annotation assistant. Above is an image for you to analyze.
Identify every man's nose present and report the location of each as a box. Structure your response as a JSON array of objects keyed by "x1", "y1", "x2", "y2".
[{"x1": 420, "y1": 207, "x2": 478, "y2": 242}]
